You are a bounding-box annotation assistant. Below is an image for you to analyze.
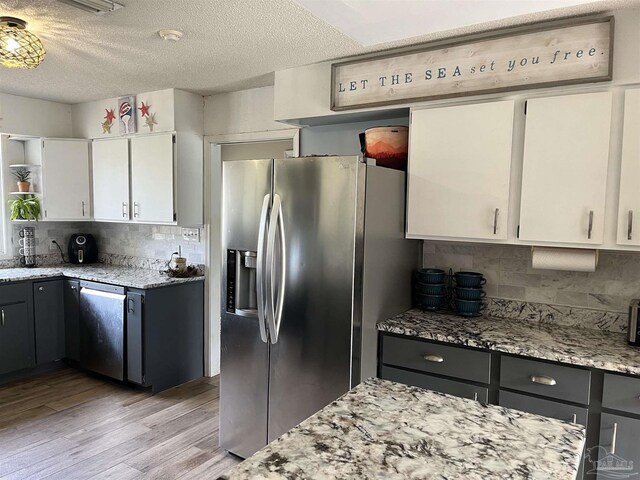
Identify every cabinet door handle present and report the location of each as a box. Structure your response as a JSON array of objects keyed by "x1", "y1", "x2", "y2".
[
  {"x1": 70, "y1": 285, "x2": 77, "y2": 290},
  {"x1": 473, "y1": 392, "x2": 478, "y2": 401},
  {"x1": 134, "y1": 202, "x2": 140, "y2": 218},
  {"x1": 587, "y1": 210, "x2": 594, "y2": 239},
  {"x1": 493, "y1": 208, "x2": 499, "y2": 235},
  {"x1": 38, "y1": 286, "x2": 44, "y2": 292},
  {"x1": 423, "y1": 353, "x2": 444, "y2": 363},
  {"x1": 530, "y1": 375, "x2": 556, "y2": 386},
  {"x1": 1, "y1": 309, "x2": 4, "y2": 327},
  {"x1": 82, "y1": 201, "x2": 86, "y2": 217},
  {"x1": 611, "y1": 422, "x2": 618, "y2": 454},
  {"x1": 570, "y1": 414, "x2": 577, "y2": 424},
  {"x1": 122, "y1": 202, "x2": 128, "y2": 218},
  {"x1": 628, "y1": 210, "x2": 633, "y2": 241}
]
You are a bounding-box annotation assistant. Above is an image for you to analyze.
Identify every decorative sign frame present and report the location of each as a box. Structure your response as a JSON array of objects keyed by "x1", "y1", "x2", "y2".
[{"x1": 331, "y1": 17, "x2": 613, "y2": 111}]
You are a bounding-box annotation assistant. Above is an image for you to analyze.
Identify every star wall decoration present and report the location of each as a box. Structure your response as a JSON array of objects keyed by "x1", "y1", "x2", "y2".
[
  {"x1": 145, "y1": 112, "x2": 158, "y2": 132},
  {"x1": 102, "y1": 108, "x2": 115, "y2": 134},
  {"x1": 139, "y1": 101, "x2": 151, "y2": 117},
  {"x1": 105, "y1": 108, "x2": 116, "y2": 123},
  {"x1": 102, "y1": 118, "x2": 113, "y2": 133}
]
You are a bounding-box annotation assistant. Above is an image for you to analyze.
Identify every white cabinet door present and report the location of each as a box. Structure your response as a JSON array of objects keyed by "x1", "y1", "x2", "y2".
[
  {"x1": 519, "y1": 92, "x2": 612, "y2": 245},
  {"x1": 92, "y1": 138, "x2": 130, "y2": 222},
  {"x1": 617, "y1": 89, "x2": 640, "y2": 246},
  {"x1": 130, "y1": 133, "x2": 175, "y2": 223},
  {"x1": 41, "y1": 139, "x2": 91, "y2": 221},
  {"x1": 407, "y1": 101, "x2": 515, "y2": 240}
]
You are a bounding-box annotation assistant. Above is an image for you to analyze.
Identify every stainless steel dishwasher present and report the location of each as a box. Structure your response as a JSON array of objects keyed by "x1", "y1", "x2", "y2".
[{"x1": 79, "y1": 281, "x2": 126, "y2": 381}]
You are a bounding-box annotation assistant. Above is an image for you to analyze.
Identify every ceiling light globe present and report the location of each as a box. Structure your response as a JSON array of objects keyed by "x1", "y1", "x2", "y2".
[{"x1": 0, "y1": 19, "x2": 46, "y2": 69}]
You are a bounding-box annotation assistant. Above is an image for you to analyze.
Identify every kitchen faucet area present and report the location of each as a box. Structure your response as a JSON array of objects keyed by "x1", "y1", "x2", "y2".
[{"x1": 2, "y1": 1, "x2": 640, "y2": 479}]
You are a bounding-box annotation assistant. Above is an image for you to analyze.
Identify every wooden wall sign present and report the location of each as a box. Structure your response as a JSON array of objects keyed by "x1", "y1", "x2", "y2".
[{"x1": 331, "y1": 17, "x2": 613, "y2": 111}]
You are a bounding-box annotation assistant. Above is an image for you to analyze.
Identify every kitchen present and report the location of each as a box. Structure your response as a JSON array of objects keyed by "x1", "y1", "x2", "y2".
[{"x1": 1, "y1": 0, "x2": 640, "y2": 479}]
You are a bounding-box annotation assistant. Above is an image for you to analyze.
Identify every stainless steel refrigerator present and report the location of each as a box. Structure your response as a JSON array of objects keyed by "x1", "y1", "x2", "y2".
[{"x1": 220, "y1": 156, "x2": 419, "y2": 458}]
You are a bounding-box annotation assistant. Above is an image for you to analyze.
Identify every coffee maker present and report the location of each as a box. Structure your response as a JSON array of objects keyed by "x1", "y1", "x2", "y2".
[{"x1": 68, "y1": 234, "x2": 98, "y2": 264}]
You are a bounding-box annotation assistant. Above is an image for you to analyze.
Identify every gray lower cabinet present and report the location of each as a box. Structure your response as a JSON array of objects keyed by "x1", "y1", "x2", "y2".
[
  {"x1": 594, "y1": 413, "x2": 640, "y2": 480},
  {"x1": 126, "y1": 292, "x2": 144, "y2": 385},
  {"x1": 380, "y1": 335, "x2": 490, "y2": 402},
  {"x1": 499, "y1": 390, "x2": 588, "y2": 426},
  {"x1": 500, "y1": 355, "x2": 591, "y2": 405},
  {"x1": 382, "y1": 335, "x2": 491, "y2": 383},
  {"x1": 0, "y1": 301, "x2": 34, "y2": 375},
  {"x1": 382, "y1": 365, "x2": 488, "y2": 402},
  {"x1": 33, "y1": 280, "x2": 65, "y2": 364},
  {"x1": 64, "y1": 280, "x2": 81, "y2": 362},
  {"x1": 500, "y1": 390, "x2": 588, "y2": 479}
]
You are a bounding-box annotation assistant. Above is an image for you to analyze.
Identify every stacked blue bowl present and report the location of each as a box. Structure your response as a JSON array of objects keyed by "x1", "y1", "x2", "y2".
[
  {"x1": 413, "y1": 268, "x2": 446, "y2": 311},
  {"x1": 453, "y1": 271, "x2": 486, "y2": 316}
]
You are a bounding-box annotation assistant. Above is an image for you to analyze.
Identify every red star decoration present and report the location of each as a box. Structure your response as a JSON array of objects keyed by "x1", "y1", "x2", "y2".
[
  {"x1": 104, "y1": 108, "x2": 116, "y2": 124},
  {"x1": 139, "y1": 101, "x2": 151, "y2": 117}
]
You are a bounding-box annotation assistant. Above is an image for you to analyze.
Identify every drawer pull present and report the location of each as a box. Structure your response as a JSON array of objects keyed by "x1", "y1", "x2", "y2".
[
  {"x1": 423, "y1": 354, "x2": 444, "y2": 363},
  {"x1": 1, "y1": 309, "x2": 4, "y2": 327},
  {"x1": 530, "y1": 375, "x2": 556, "y2": 386},
  {"x1": 571, "y1": 414, "x2": 577, "y2": 424},
  {"x1": 473, "y1": 392, "x2": 478, "y2": 401},
  {"x1": 611, "y1": 422, "x2": 618, "y2": 454}
]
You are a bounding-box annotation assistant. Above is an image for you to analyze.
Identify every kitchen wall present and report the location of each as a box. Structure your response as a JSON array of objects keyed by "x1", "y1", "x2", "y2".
[
  {"x1": 423, "y1": 241, "x2": 640, "y2": 313},
  {"x1": 10, "y1": 222, "x2": 205, "y2": 267},
  {"x1": 299, "y1": 116, "x2": 409, "y2": 156},
  {"x1": 0, "y1": 92, "x2": 73, "y2": 137}
]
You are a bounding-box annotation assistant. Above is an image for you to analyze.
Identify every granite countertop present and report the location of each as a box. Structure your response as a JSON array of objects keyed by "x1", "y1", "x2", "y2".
[
  {"x1": 378, "y1": 309, "x2": 640, "y2": 376},
  {"x1": 0, "y1": 264, "x2": 204, "y2": 289},
  {"x1": 222, "y1": 378, "x2": 585, "y2": 480}
]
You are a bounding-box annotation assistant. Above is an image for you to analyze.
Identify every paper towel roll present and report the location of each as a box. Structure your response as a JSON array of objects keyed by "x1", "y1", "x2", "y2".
[{"x1": 531, "y1": 247, "x2": 598, "y2": 272}]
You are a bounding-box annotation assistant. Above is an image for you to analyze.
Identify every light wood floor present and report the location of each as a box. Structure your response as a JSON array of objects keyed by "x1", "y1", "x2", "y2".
[{"x1": 0, "y1": 368, "x2": 240, "y2": 479}]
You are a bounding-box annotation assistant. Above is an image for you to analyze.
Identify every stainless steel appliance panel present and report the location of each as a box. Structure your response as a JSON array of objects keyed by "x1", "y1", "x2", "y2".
[
  {"x1": 220, "y1": 158, "x2": 272, "y2": 458},
  {"x1": 360, "y1": 166, "x2": 420, "y2": 381},
  {"x1": 267, "y1": 156, "x2": 364, "y2": 442},
  {"x1": 79, "y1": 286, "x2": 126, "y2": 381}
]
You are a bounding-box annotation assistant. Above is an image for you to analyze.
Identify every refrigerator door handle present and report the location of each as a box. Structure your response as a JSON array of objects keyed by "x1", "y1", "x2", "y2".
[
  {"x1": 256, "y1": 194, "x2": 271, "y2": 343},
  {"x1": 266, "y1": 194, "x2": 286, "y2": 344}
]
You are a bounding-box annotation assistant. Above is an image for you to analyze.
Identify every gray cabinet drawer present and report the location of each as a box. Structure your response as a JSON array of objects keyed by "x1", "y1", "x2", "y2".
[
  {"x1": 381, "y1": 365, "x2": 488, "y2": 402},
  {"x1": 0, "y1": 283, "x2": 28, "y2": 305},
  {"x1": 500, "y1": 356, "x2": 591, "y2": 405},
  {"x1": 382, "y1": 335, "x2": 491, "y2": 383},
  {"x1": 596, "y1": 413, "x2": 640, "y2": 480},
  {"x1": 603, "y1": 374, "x2": 640, "y2": 416},
  {"x1": 499, "y1": 390, "x2": 588, "y2": 426}
]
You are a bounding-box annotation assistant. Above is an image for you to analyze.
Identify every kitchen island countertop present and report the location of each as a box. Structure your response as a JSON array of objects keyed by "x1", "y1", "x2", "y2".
[
  {"x1": 221, "y1": 378, "x2": 585, "y2": 480},
  {"x1": 378, "y1": 308, "x2": 640, "y2": 376},
  {"x1": 0, "y1": 264, "x2": 204, "y2": 289}
]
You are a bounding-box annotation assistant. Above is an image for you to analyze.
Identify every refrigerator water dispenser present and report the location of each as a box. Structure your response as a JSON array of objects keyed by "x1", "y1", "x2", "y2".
[{"x1": 226, "y1": 249, "x2": 258, "y2": 316}]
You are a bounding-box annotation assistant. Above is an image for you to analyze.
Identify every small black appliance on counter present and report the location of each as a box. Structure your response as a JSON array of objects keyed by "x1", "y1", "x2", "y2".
[
  {"x1": 68, "y1": 234, "x2": 98, "y2": 264},
  {"x1": 629, "y1": 299, "x2": 640, "y2": 346}
]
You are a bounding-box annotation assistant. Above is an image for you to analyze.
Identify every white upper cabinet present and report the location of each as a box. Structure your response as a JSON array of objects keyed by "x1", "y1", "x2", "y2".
[
  {"x1": 518, "y1": 92, "x2": 613, "y2": 245},
  {"x1": 92, "y1": 138, "x2": 130, "y2": 222},
  {"x1": 130, "y1": 133, "x2": 175, "y2": 224},
  {"x1": 617, "y1": 89, "x2": 640, "y2": 246},
  {"x1": 41, "y1": 139, "x2": 91, "y2": 221},
  {"x1": 407, "y1": 101, "x2": 515, "y2": 241}
]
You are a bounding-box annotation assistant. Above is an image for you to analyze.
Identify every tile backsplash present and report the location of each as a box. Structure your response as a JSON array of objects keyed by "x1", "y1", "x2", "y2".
[
  {"x1": 10, "y1": 222, "x2": 205, "y2": 269},
  {"x1": 423, "y1": 241, "x2": 640, "y2": 313}
]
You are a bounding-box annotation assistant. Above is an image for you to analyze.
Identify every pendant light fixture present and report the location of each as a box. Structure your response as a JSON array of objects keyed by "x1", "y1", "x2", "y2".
[{"x1": 0, "y1": 17, "x2": 45, "y2": 69}]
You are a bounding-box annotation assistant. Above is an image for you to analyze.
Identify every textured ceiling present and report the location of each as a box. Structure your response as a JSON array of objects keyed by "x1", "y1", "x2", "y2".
[{"x1": 0, "y1": 0, "x2": 637, "y2": 104}]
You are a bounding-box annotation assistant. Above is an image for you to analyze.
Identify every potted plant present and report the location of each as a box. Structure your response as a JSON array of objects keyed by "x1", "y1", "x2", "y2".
[
  {"x1": 12, "y1": 167, "x2": 31, "y2": 192},
  {"x1": 9, "y1": 195, "x2": 41, "y2": 221}
]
